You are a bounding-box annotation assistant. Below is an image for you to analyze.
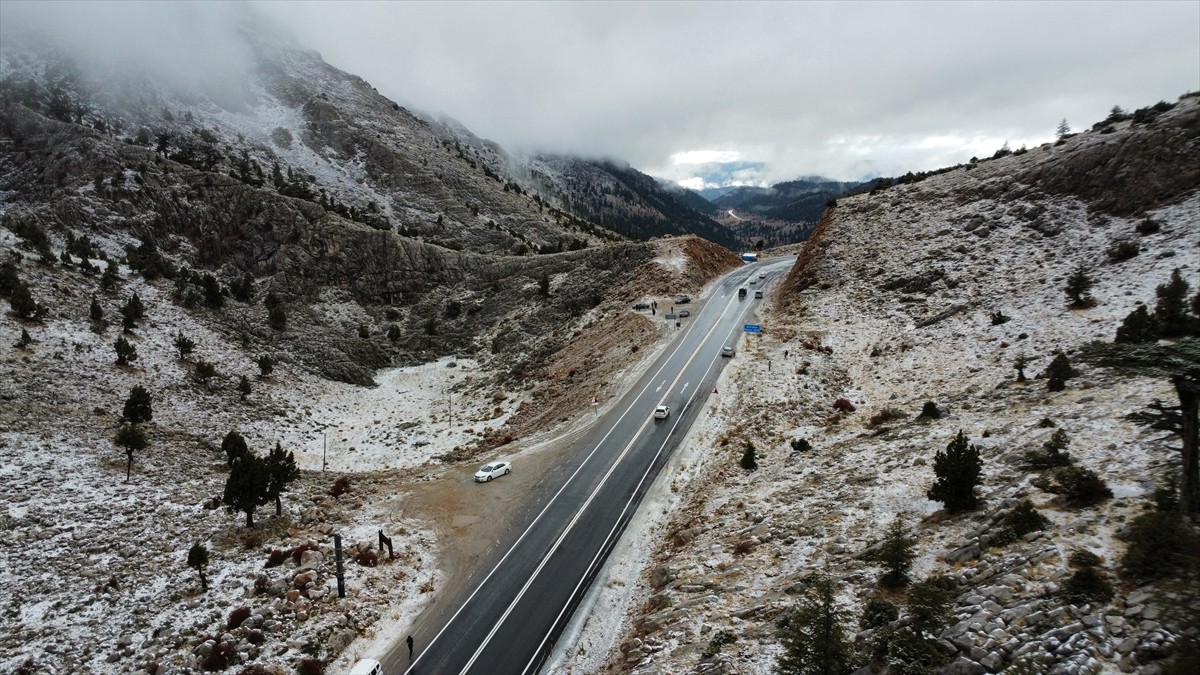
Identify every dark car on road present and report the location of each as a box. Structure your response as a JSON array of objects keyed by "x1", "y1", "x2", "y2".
[
  {"x1": 632, "y1": 302, "x2": 650, "y2": 310},
  {"x1": 675, "y1": 295, "x2": 691, "y2": 304}
]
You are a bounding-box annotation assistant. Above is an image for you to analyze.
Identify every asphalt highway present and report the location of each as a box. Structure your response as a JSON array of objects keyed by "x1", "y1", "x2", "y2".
[{"x1": 392, "y1": 257, "x2": 794, "y2": 675}]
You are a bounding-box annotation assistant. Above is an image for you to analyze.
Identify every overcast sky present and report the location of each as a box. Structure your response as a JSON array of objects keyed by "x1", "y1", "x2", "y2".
[{"x1": 5, "y1": 2, "x2": 1198, "y2": 187}]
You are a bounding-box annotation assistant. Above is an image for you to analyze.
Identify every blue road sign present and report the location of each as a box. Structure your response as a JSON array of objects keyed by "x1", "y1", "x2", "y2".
[{"x1": 743, "y1": 324, "x2": 761, "y2": 333}]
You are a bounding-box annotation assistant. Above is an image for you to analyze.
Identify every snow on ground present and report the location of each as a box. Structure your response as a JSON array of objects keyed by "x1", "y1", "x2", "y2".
[
  {"x1": 244, "y1": 356, "x2": 511, "y2": 473},
  {"x1": 550, "y1": 147, "x2": 1200, "y2": 673},
  {"x1": 653, "y1": 241, "x2": 688, "y2": 273}
]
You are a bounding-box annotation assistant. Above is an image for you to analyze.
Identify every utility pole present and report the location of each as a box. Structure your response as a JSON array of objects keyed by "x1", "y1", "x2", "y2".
[{"x1": 322, "y1": 432, "x2": 327, "y2": 473}]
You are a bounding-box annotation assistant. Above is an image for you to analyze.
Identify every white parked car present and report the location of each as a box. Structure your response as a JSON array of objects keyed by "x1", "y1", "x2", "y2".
[
  {"x1": 653, "y1": 405, "x2": 670, "y2": 419},
  {"x1": 349, "y1": 659, "x2": 383, "y2": 675},
  {"x1": 474, "y1": 461, "x2": 512, "y2": 482}
]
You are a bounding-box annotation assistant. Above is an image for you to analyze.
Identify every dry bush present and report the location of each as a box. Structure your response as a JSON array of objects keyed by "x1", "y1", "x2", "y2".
[
  {"x1": 265, "y1": 549, "x2": 290, "y2": 568},
  {"x1": 832, "y1": 398, "x2": 856, "y2": 412},
  {"x1": 630, "y1": 344, "x2": 640, "y2": 353},
  {"x1": 243, "y1": 531, "x2": 264, "y2": 550},
  {"x1": 329, "y1": 476, "x2": 352, "y2": 497},
  {"x1": 733, "y1": 539, "x2": 755, "y2": 555},
  {"x1": 867, "y1": 407, "x2": 906, "y2": 429},
  {"x1": 296, "y1": 658, "x2": 325, "y2": 675},
  {"x1": 226, "y1": 606, "x2": 252, "y2": 630},
  {"x1": 355, "y1": 549, "x2": 379, "y2": 567}
]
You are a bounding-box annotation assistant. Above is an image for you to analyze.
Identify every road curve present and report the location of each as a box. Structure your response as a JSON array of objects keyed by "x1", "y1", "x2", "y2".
[{"x1": 390, "y1": 258, "x2": 794, "y2": 675}]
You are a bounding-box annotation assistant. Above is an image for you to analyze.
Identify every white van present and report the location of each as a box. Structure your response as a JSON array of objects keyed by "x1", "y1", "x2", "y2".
[{"x1": 349, "y1": 659, "x2": 383, "y2": 675}]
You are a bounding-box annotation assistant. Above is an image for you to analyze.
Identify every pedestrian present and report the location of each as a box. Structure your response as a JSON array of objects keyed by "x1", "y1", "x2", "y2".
[
  {"x1": 407, "y1": 634, "x2": 414, "y2": 659},
  {"x1": 784, "y1": 349, "x2": 789, "y2": 358}
]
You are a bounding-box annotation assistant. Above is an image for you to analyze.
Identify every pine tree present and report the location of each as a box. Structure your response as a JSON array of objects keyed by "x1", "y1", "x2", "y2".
[
  {"x1": 123, "y1": 385, "x2": 153, "y2": 424},
  {"x1": 9, "y1": 282, "x2": 44, "y2": 320},
  {"x1": 1025, "y1": 428, "x2": 1073, "y2": 468},
  {"x1": 222, "y1": 430, "x2": 249, "y2": 467},
  {"x1": 927, "y1": 430, "x2": 983, "y2": 512},
  {"x1": 224, "y1": 453, "x2": 270, "y2": 528},
  {"x1": 1044, "y1": 353, "x2": 1076, "y2": 391},
  {"x1": 115, "y1": 424, "x2": 147, "y2": 482},
  {"x1": 776, "y1": 574, "x2": 851, "y2": 675},
  {"x1": 1081, "y1": 339, "x2": 1200, "y2": 515},
  {"x1": 174, "y1": 331, "x2": 196, "y2": 360},
  {"x1": 268, "y1": 304, "x2": 287, "y2": 331},
  {"x1": 1056, "y1": 119, "x2": 1071, "y2": 139},
  {"x1": 387, "y1": 324, "x2": 401, "y2": 342},
  {"x1": 875, "y1": 519, "x2": 916, "y2": 589},
  {"x1": 230, "y1": 271, "x2": 254, "y2": 303},
  {"x1": 1065, "y1": 265, "x2": 1094, "y2": 306},
  {"x1": 114, "y1": 336, "x2": 138, "y2": 365},
  {"x1": 266, "y1": 441, "x2": 300, "y2": 517},
  {"x1": 1154, "y1": 268, "x2": 1192, "y2": 337},
  {"x1": 15, "y1": 328, "x2": 32, "y2": 349},
  {"x1": 1013, "y1": 354, "x2": 1032, "y2": 382},
  {"x1": 200, "y1": 273, "x2": 224, "y2": 310},
  {"x1": 740, "y1": 440, "x2": 759, "y2": 472},
  {"x1": 1116, "y1": 305, "x2": 1159, "y2": 344},
  {"x1": 187, "y1": 542, "x2": 209, "y2": 591},
  {"x1": 194, "y1": 360, "x2": 216, "y2": 386},
  {"x1": 100, "y1": 262, "x2": 119, "y2": 291},
  {"x1": 237, "y1": 375, "x2": 251, "y2": 401},
  {"x1": 120, "y1": 292, "x2": 145, "y2": 331},
  {"x1": 89, "y1": 295, "x2": 106, "y2": 332},
  {"x1": 257, "y1": 355, "x2": 274, "y2": 379},
  {"x1": 539, "y1": 271, "x2": 551, "y2": 297}
]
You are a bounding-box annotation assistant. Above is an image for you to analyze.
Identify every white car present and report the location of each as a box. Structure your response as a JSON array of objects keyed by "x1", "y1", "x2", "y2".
[
  {"x1": 758, "y1": 272, "x2": 766, "y2": 279},
  {"x1": 474, "y1": 461, "x2": 512, "y2": 482},
  {"x1": 749, "y1": 277, "x2": 757, "y2": 285},
  {"x1": 653, "y1": 405, "x2": 670, "y2": 419},
  {"x1": 349, "y1": 660, "x2": 383, "y2": 675}
]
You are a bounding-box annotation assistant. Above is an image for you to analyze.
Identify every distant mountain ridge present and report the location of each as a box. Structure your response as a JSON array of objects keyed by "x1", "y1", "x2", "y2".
[
  {"x1": 711, "y1": 177, "x2": 864, "y2": 222},
  {"x1": 523, "y1": 155, "x2": 741, "y2": 250}
]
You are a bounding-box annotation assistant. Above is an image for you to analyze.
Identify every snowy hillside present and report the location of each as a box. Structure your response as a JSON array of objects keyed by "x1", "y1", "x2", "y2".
[{"x1": 553, "y1": 95, "x2": 1200, "y2": 675}]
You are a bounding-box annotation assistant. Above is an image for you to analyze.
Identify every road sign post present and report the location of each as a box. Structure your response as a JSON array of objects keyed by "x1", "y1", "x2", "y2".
[{"x1": 743, "y1": 323, "x2": 761, "y2": 333}]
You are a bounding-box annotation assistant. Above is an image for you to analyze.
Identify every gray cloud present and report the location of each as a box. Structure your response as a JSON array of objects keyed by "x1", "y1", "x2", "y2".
[{"x1": 5, "y1": 1, "x2": 1197, "y2": 184}]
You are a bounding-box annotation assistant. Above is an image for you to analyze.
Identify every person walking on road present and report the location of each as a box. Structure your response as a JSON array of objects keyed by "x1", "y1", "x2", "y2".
[{"x1": 407, "y1": 635, "x2": 414, "y2": 660}]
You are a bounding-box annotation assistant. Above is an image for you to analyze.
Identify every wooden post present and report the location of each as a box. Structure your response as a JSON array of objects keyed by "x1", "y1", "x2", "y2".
[
  {"x1": 334, "y1": 533, "x2": 346, "y2": 599},
  {"x1": 379, "y1": 529, "x2": 395, "y2": 559}
]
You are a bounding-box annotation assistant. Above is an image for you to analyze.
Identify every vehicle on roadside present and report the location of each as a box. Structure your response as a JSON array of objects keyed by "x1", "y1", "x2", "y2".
[
  {"x1": 653, "y1": 405, "x2": 670, "y2": 419},
  {"x1": 349, "y1": 659, "x2": 383, "y2": 675},
  {"x1": 474, "y1": 461, "x2": 512, "y2": 482},
  {"x1": 738, "y1": 288, "x2": 747, "y2": 298},
  {"x1": 678, "y1": 309, "x2": 690, "y2": 317},
  {"x1": 721, "y1": 346, "x2": 735, "y2": 357},
  {"x1": 632, "y1": 302, "x2": 650, "y2": 310},
  {"x1": 675, "y1": 295, "x2": 691, "y2": 304},
  {"x1": 754, "y1": 290, "x2": 763, "y2": 298}
]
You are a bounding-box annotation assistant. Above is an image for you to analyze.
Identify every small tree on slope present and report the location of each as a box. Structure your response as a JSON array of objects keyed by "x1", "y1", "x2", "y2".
[
  {"x1": 224, "y1": 453, "x2": 270, "y2": 528},
  {"x1": 776, "y1": 574, "x2": 851, "y2": 675},
  {"x1": 927, "y1": 430, "x2": 983, "y2": 512},
  {"x1": 266, "y1": 441, "x2": 300, "y2": 517},
  {"x1": 187, "y1": 542, "x2": 209, "y2": 591}
]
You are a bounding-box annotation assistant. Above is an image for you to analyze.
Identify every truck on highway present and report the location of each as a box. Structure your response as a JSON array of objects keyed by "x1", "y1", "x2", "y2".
[{"x1": 741, "y1": 252, "x2": 759, "y2": 263}]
